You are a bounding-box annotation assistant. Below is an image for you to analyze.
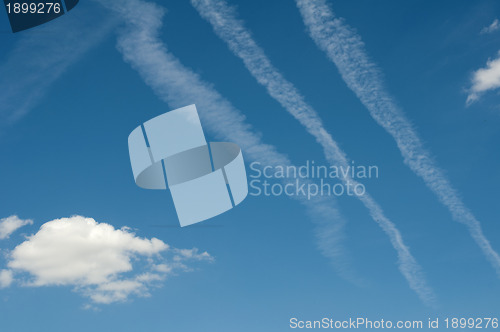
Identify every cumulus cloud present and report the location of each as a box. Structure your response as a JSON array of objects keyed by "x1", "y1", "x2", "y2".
[
  {"x1": 0, "y1": 270, "x2": 13, "y2": 288},
  {"x1": 3, "y1": 216, "x2": 212, "y2": 304},
  {"x1": 467, "y1": 52, "x2": 500, "y2": 105},
  {"x1": 0, "y1": 216, "x2": 33, "y2": 240},
  {"x1": 480, "y1": 19, "x2": 500, "y2": 35},
  {"x1": 173, "y1": 248, "x2": 215, "y2": 262}
]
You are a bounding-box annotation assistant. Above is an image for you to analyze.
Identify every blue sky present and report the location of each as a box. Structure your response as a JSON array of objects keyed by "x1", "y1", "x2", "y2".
[{"x1": 0, "y1": 0, "x2": 500, "y2": 330}]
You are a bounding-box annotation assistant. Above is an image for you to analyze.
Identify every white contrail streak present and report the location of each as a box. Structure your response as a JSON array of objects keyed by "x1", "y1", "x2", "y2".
[
  {"x1": 295, "y1": 0, "x2": 500, "y2": 276},
  {"x1": 94, "y1": 0, "x2": 362, "y2": 284},
  {"x1": 0, "y1": 5, "x2": 117, "y2": 127},
  {"x1": 191, "y1": 0, "x2": 435, "y2": 306}
]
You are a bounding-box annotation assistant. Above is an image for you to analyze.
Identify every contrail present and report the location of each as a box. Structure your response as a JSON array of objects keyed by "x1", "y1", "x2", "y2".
[
  {"x1": 191, "y1": 0, "x2": 435, "y2": 306},
  {"x1": 295, "y1": 0, "x2": 500, "y2": 276},
  {"x1": 94, "y1": 0, "x2": 363, "y2": 284},
  {"x1": 0, "y1": 4, "x2": 117, "y2": 128}
]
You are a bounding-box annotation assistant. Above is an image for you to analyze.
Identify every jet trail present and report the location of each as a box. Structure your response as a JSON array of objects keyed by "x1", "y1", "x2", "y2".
[
  {"x1": 0, "y1": 5, "x2": 117, "y2": 127},
  {"x1": 94, "y1": 0, "x2": 362, "y2": 284},
  {"x1": 191, "y1": 0, "x2": 435, "y2": 306},
  {"x1": 295, "y1": 0, "x2": 500, "y2": 276}
]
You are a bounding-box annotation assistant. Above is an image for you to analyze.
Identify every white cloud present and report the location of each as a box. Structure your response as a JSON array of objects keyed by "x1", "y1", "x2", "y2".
[
  {"x1": 153, "y1": 264, "x2": 173, "y2": 273},
  {"x1": 467, "y1": 52, "x2": 500, "y2": 104},
  {"x1": 480, "y1": 19, "x2": 500, "y2": 35},
  {"x1": 4, "y1": 216, "x2": 212, "y2": 304},
  {"x1": 173, "y1": 248, "x2": 215, "y2": 262},
  {"x1": 0, "y1": 270, "x2": 13, "y2": 288},
  {"x1": 0, "y1": 216, "x2": 33, "y2": 239},
  {"x1": 85, "y1": 279, "x2": 147, "y2": 304},
  {"x1": 8, "y1": 216, "x2": 167, "y2": 286}
]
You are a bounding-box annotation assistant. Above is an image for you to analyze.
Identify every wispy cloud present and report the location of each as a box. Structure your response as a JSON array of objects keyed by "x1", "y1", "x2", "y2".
[
  {"x1": 94, "y1": 0, "x2": 361, "y2": 284},
  {"x1": 3, "y1": 215, "x2": 212, "y2": 304},
  {"x1": 0, "y1": 270, "x2": 13, "y2": 288},
  {"x1": 0, "y1": 216, "x2": 33, "y2": 239},
  {"x1": 0, "y1": 5, "x2": 117, "y2": 127},
  {"x1": 296, "y1": 0, "x2": 500, "y2": 277},
  {"x1": 480, "y1": 18, "x2": 500, "y2": 35},
  {"x1": 190, "y1": 0, "x2": 435, "y2": 306},
  {"x1": 467, "y1": 51, "x2": 500, "y2": 105}
]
